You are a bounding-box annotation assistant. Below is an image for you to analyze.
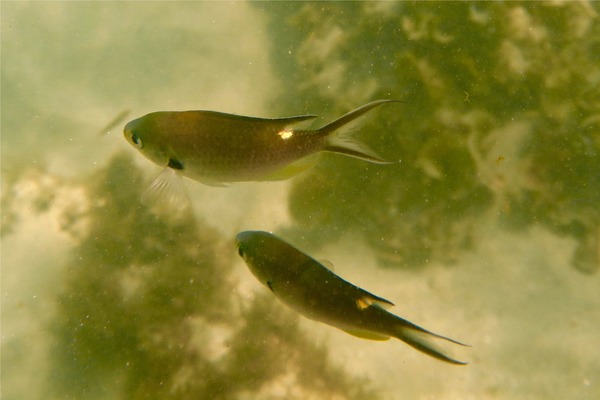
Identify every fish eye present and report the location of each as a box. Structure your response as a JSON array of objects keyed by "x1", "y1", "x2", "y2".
[
  {"x1": 130, "y1": 133, "x2": 143, "y2": 148},
  {"x1": 237, "y1": 245, "x2": 245, "y2": 258}
]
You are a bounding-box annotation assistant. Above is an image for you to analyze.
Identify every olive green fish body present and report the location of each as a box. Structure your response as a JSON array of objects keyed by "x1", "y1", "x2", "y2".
[
  {"x1": 124, "y1": 100, "x2": 398, "y2": 186},
  {"x1": 125, "y1": 111, "x2": 325, "y2": 183},
  {"x1": 236, "y1": 231, "x2": 467, "y2": 365},
  {"x1": 245, "y1": 238, "x2": 392, "y2": 333}
]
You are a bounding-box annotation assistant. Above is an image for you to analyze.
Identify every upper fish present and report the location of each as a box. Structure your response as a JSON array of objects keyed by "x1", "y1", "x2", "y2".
[
  {"x1": 236, "y1": 230, "x2": 468, "y2": 365},
  {"x1": 123, "y1": 100, "x2": 399, "y2": 191}
]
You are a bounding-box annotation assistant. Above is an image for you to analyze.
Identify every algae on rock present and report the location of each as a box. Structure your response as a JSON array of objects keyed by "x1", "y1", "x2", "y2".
[
  {"x1": 47, "y1": 153, "x2": 379, "y2": 399},
  {"x1": 261, "y1": 2, "x2": 600, "y2": 273}
]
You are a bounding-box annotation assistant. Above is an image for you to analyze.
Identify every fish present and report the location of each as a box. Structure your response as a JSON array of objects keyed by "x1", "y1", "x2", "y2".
[
  {"x1": 235, "y1": 230, "x2": 468, "y2": 365},
  {"x1": 123, "y1": 100, "x2": 399, "y2": 202},
  {"x1": 97, "y1": 109, "x2": 130, "y2": 136}
]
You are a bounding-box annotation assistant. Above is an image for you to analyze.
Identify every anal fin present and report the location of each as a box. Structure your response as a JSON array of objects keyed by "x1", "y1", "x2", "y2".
[
  {"x1": 260, "y1": 154, "x2": 321, "y2": 181},
  {"x1": 342, "y1": 328, "x2": 391, "y2": 341}
]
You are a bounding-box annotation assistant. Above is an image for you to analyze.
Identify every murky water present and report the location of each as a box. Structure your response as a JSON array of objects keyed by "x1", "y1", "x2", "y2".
[{"x1": 2, "y1": 2, "x2": 599, "y2": 399}]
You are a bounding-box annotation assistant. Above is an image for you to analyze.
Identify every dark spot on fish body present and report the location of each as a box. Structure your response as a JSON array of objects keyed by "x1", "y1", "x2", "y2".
[{"x1": 168, "y1": 158, "x2": 184, "y2": 170}]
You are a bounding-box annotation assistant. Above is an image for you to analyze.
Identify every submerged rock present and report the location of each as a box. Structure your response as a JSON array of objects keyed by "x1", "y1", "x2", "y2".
[
  {"x1": 48, "y1": 153, "x2": 380, "y2": 400},
  {"x1": 263, "y1": 2, "x2": 600, "y2": 273}
]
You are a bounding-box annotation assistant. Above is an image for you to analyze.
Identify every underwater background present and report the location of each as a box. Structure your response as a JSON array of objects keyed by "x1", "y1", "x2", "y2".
[{"x1": 2, "y1": 2, "x2": 599, "y2": 399}]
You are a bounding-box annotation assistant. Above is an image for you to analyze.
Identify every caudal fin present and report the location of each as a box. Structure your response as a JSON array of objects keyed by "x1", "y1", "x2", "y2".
[
  {"x1": 320, "y1": 99, "x2": 401, "y2": 164},
  {"x1": 394, "y1": 320, "x2": 469, "y2": 365}
]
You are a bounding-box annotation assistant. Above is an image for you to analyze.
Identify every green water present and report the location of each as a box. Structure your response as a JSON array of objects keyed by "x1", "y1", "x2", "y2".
[{"x1": 2, "y1": 2, "x2": 599, "y2": 399}]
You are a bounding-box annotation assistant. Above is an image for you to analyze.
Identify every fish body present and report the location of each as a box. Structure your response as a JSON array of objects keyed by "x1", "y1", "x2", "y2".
[
  {"x1": 235, "y1": 231, "x2": 467, "y2": 365},
  {"x1": 123, "y1": 100, "x2": 398, "y2": 186}
]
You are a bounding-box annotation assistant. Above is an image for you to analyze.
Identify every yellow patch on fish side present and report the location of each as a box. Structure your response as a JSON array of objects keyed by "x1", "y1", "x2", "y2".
[
  {"x1": 277, "y1": 128, "x2": 294, "y2": 140},
  {"x1": 356, "y1": 297, "x2": 370, "y2": 310}
]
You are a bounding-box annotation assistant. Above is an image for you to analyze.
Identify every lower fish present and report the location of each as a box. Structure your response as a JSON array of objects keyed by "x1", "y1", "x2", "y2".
[{"x1": 236, "y1": 231, "x2": 468, "y2": 365}]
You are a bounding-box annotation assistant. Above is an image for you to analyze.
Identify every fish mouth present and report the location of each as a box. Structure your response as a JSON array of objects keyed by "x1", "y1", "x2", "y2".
[
  {"x1": 235, "y1": 231, "x2": 253, "y2": 248},
  {"x1": 235, "y1": 230, "x2": 270, "y2": 246},
  {"x1": 235, "y1": 231, "x2": 268, "y2": 258},
  {"x1": 235, "y1": 232, "x2": 252, "y2": 259}
]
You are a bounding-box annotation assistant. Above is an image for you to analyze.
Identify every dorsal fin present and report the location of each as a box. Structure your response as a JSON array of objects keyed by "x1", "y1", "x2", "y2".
[
  {"x1": 197, "y1": 111, "x2": 317, "y2": 128},
  {"x1": 277, "y1": 114, "x2": 318, "y2": 125},
  {"x1": 318, "y1": 259, "x2": 335, "y2": 271},
  {"x1": 356, "y1": 289, "x2": 395, "y2": 309}
]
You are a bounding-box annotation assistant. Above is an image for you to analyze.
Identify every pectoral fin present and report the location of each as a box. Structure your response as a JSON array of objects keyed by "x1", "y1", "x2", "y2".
[{"x1": 141, "y1": 168, "x2": 191, "y2": 214}]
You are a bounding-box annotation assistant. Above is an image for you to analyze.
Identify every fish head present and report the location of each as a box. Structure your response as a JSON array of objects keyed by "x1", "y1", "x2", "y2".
[
  {"x1": 123, "y1": 113, "x2": 171, "y2": 168},
  {"x1": 235, "y1": 231, "x2": 282, "y2": 286},
  {"x1": 235, "y1": 231, "x2": 271, "y2": 284}
]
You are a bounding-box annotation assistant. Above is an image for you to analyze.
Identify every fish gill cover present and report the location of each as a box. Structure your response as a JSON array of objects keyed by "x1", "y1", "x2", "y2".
[
  {"x1": 260, "y1": 2, "x2": 600, "y2": 273},
  {"x1": 41, "y1": 153, "x2": 379, "y2": 400}
]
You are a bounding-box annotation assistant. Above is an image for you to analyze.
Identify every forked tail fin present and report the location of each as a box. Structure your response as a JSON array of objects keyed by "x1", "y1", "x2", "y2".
[
  {"x1": 320, "y1": 99, "x2": 402, "y2": 164},
  {"x1": 394, "y1": 319, "x2": 469, "y2": 365}
]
